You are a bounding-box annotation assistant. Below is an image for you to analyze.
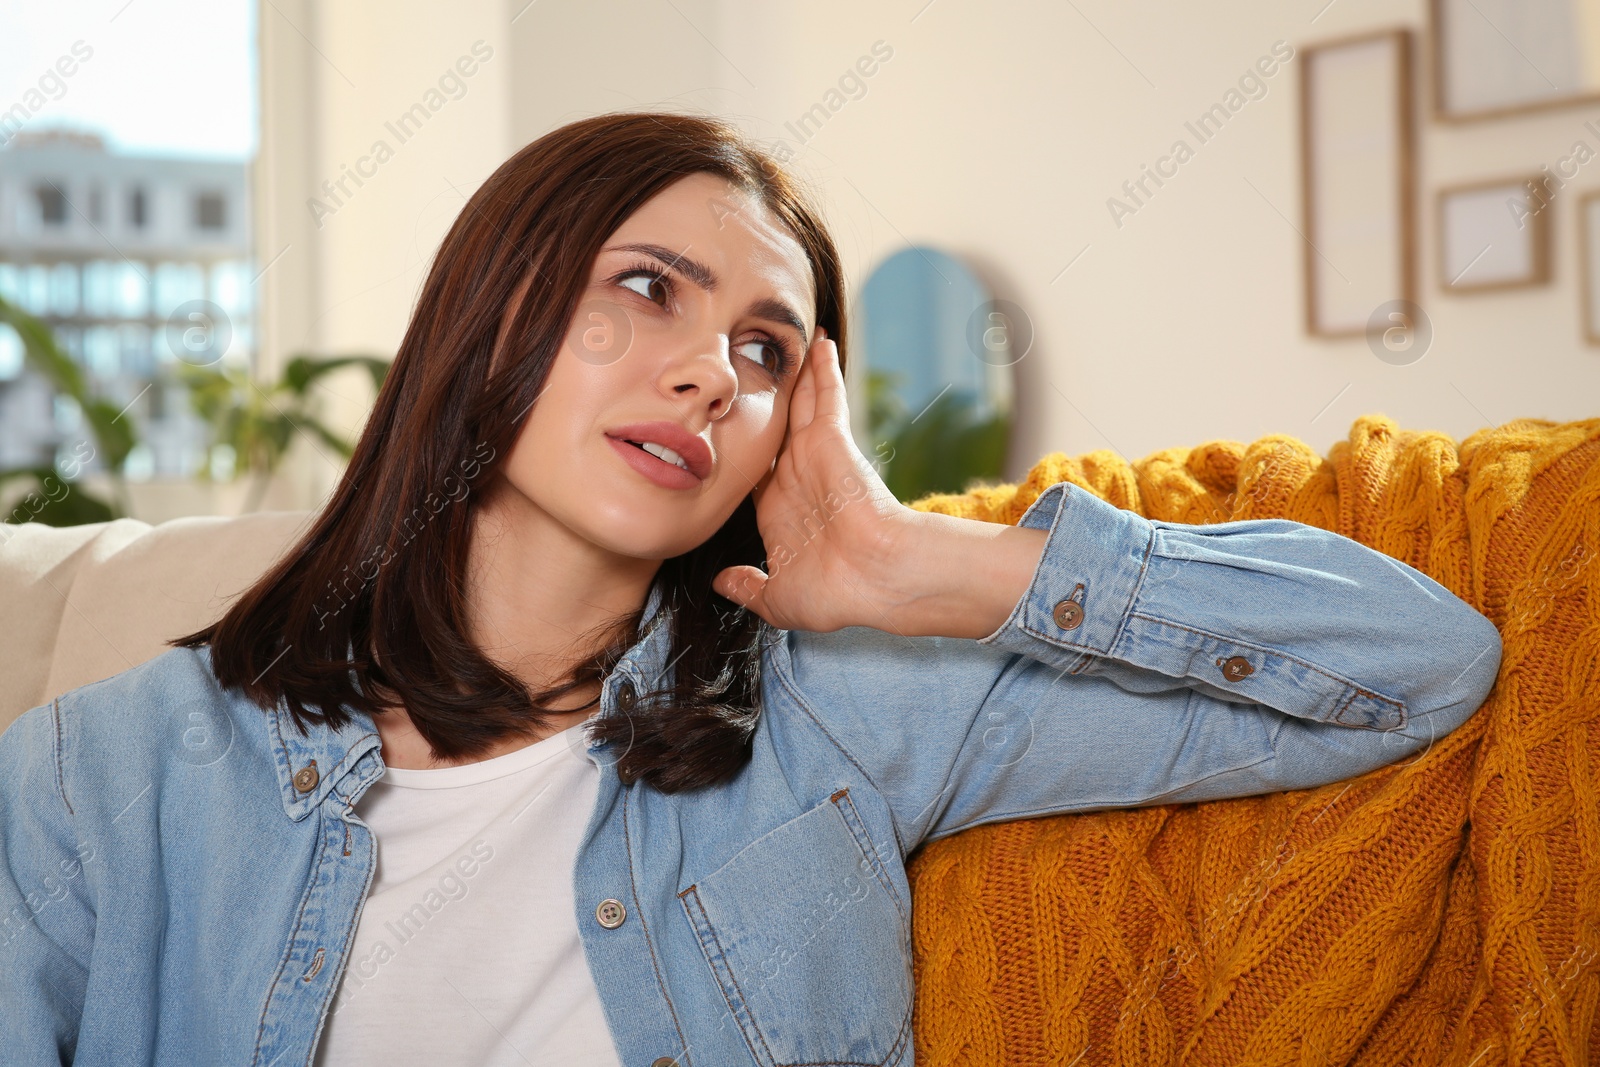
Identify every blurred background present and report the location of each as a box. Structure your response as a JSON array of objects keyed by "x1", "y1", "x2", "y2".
[{"x1": 2, "y1": 0, "x2": 1597, "y2": 527}]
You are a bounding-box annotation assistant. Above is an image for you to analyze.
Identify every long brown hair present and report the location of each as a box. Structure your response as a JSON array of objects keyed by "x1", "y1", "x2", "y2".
[{"x1": 171, "y1": 111, "x2": 848, "y2": 793}]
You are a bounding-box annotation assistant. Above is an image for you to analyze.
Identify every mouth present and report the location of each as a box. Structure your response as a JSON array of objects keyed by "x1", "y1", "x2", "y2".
[
  {"x1": 618, "y1": 437, "x2": 693, "y2": 473},
  {"x1": 604, "y1": 434, "x2": 706, "y2": 489},
  {"x1": 602, "y1": 422, "x2": 714, "y2": 482}
]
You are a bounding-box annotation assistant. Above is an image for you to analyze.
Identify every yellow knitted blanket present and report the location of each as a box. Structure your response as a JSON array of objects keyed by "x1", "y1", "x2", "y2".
[{"x1": 902, "y1": 413, "x2": 1600, "y2": 1066}]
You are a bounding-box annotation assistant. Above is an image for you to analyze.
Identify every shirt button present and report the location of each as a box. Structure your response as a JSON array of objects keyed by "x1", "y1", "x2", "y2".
[
  {"x1": 595, "y1": 898, "x2": 627, "y2": 929},
  {"x1": 615, "y1": 680, "x2": 637, "y2": 713},
  {"x1": 651, "y1": 1058, "x2": 680, "y2": 1067},
  {"x1": 1220, "y1": 656, "x2": 1254, "y2": 681},
  {"x1": 293, "y1": 762, "x2": 319, "y2": 792},
  {"x1": 1052, "y1": 599, "x2": 1084, "y2": 629}
]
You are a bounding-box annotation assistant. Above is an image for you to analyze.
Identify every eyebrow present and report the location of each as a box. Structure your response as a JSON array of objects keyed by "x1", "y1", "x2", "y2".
[{"x1": 607, "y1": 241, "x2": 812, "y2": 346}]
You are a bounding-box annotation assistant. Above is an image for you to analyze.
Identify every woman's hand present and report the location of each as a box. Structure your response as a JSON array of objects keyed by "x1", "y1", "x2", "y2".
[
  {"x1": 713, "y1": 327, "x2": 1051, "y2": 639},
  {"x1": 712, "y1": 328, "x2": 919, "y2": 633}
]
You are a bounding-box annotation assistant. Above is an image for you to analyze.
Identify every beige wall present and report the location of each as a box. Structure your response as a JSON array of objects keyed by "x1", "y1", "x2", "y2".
[
  {"x1": 256, "y1": 0, "x2": 1600, "y2": 507},
  {"x1": 254, "y1": 0, "x2": 511, "y2": 508}
]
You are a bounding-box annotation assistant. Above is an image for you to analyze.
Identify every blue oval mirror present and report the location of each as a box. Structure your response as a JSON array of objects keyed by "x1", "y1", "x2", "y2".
[{"x1": 855, "y1": 246, "x2": 1014, "y2": 502}]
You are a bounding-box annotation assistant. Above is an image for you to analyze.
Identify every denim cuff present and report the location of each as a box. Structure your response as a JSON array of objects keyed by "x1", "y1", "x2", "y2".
[{"x1": 975, "y1": 481, "x2": 1155, "y2": 676}]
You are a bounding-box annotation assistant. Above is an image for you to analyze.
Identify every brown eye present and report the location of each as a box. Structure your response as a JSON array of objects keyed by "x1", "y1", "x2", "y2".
[
  {"x1": 734, "y1": 337, "x2": 795, "y2": 378},
  {"x1": 618, "y1": 269, "x2": 671, "y2": 307}
]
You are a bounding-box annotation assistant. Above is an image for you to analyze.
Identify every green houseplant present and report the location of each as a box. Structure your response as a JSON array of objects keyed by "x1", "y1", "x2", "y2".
[
  {"x1": 0, "y1": 294, "x2": 134, "y2": 526},
  {"x1": 864, "y1": 367, "x2": 1011, "y2": 503},
  {"x1": 0, "y1": 292, "x2": 393, "y2": 524},
  {"x1": 178, "y1": 354, "x2": 391, "y2": 513}
]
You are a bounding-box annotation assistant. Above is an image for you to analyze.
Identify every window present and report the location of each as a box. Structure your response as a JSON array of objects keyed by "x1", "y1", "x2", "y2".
[
  {"x1": 0, "y1": 324, "x2": 22, "y2": 380},
  {"x1": 48, "y1": 263, "x2": 78, "y2": 316},
  {"x1": 0, "y1": 5, "x2": 255, "y2": 496},
  {"x1": 81, "y1": 260, "x2": 117, "y2": 316},
  {"x1": 22, "y1": 265, "x2": 50, "y2": 314},
  {"x1": 114, "y1": 262, "x2": 150, "y2": 318},
  {"x1": 154, "y1": 261, "x2": 206, "y2": 313},
  {"x1": 129, "y1": 186, "x2": 147, "y2": 228},
  {"x1": 36, "y1": 183, "x2": 68, "y2": 226},
  {"x1": 194, "y1": 191, "x2": 226, "y2": 230}
]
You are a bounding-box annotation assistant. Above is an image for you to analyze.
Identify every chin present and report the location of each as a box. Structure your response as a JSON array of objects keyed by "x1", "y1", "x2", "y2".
[
  {"x1": 597, "y1": 530, "x2": 703, "y2": 562},
  {"x1": 575, "y1": 504, "x2": 704, "y2": 559}
]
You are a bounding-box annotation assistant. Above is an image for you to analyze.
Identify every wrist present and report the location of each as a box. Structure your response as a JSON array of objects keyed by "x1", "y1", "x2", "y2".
[{"x1": 874, "y1": 508, "x2": 1048, "y2": 639}]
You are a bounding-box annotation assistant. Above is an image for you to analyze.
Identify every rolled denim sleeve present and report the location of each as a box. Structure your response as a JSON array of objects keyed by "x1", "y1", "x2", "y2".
[
  {"x1": 977, "y1": 481, "x2": 1502, "y2": 732},
  {"x1": 781, "y1": 481, "x2": 1503, "y2": 854},
  {"x1": 0, "y1": 701, "x2": 95, "y2": 1065}
]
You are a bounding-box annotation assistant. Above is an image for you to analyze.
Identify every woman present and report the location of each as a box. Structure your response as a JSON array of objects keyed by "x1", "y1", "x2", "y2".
[{"x1": 0, "y1": 112, "x2": 1503, "y2": 1067}]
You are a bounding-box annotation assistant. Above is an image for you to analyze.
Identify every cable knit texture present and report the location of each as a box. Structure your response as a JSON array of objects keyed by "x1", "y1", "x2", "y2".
[{"x1": 899, "y1": 413, "x2": 1600, "y2": 1066}]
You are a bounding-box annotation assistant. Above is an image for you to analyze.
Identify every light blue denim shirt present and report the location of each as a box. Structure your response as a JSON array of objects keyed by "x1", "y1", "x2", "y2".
[{"x1": 0, "y1": 481, "x2": 1504, "y2": 1066}]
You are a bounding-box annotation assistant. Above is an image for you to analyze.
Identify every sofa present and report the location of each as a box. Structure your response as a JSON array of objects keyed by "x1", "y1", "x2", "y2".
[{"x1": 3, "y1": 412, "x2": 1596, "y2": 1064}]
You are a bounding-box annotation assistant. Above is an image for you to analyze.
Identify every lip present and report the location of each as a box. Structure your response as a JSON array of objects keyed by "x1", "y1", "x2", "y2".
[{"x1": 603, "y1": 421, "x2": 714, "y2": 482}]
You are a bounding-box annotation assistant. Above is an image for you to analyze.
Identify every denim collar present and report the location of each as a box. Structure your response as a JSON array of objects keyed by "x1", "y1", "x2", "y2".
[{"x1": 263, "y1": 580, "x2": 673, "y2": 820}]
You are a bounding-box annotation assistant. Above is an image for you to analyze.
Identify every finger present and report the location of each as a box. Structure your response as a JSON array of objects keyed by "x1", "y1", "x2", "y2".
[
  {"x1": 788, "y1": 329, "x2": 825, "y2": 431},
  {"x1": 808, "y1": 335, "x2": 848, "y2": 429},
  {"x1": 714, "y1": 565, "x2": 769, "y2": 615}
]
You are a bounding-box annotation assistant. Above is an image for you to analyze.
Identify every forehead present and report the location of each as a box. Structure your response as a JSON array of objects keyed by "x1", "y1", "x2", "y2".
[{"x1": 603, "y1": 172, "x2": 816, "y2": 323}]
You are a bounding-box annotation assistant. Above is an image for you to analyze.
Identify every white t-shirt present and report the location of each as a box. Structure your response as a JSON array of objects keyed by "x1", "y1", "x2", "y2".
[{"x1": 313, "y1": 720, "x2": 624, "y2": 1066}]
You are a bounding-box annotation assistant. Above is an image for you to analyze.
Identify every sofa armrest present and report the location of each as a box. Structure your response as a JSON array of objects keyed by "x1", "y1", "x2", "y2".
[{"x1": 0, "y1": 511, "x2": 313, "y2": 732}]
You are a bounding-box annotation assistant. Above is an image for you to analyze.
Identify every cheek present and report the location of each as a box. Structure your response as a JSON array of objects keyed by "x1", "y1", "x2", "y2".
[
  {"x1": 739, "y1": 388, "x2": 783, "y2": 433},
  {"x1": 501, "y1": 356, "x2": 598, "y2": 479},
  {"x1": 563, "y1": 297, "x2": 636, "y2": 368},
  {"x1": 716, "y1": 399, "x2": 786, "y2": 490}
]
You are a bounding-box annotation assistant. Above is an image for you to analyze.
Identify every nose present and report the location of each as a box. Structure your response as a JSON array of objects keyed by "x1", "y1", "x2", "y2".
[{"x1": 663, "y1": 332, "x2": 740, "y2": 422}]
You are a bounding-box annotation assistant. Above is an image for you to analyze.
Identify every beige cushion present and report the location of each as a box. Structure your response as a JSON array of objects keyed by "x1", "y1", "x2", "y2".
[{"x1": 0, "y1": 511, "x2": 314, "y2": 733}]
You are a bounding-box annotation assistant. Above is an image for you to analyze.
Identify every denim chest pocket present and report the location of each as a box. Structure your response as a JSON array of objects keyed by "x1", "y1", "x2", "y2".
[{"x1": 678, "y1": 787, "x2": 914, "y2": 1067}]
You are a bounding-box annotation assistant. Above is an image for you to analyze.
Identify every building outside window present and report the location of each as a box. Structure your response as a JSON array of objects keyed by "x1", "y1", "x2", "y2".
[
  {"x1": 0, "y1": 128, "x2": 253, "y2": 481},
  {"x1": 34, "y1": 182, "x2": 67, "y2": 226},
  {"x1": 194, "y1": 190, "x2": 226, "y2": 230}
]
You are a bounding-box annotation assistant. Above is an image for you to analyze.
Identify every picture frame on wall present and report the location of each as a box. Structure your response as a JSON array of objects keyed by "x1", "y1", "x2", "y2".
[
  {"x1": 1436, "y1": 176, "x2": 1552, "y2": 293},
  {"x1": 1299, "y1": 28, "x2": 1416, "y2": 338},
  {"x1": 1579, "y1": 189, "x2": 1600, "y2": 343},
  {"x1": 1430, "y1": 0, "x2": 1600, "y2": 121}
]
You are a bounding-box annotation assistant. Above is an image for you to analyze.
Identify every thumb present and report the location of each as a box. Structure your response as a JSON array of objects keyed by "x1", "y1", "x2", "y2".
[{"x1": 714, "y1": 565, "x2": 769, "y2": 613}]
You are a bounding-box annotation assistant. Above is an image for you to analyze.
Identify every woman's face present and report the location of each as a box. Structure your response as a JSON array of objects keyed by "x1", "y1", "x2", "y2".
[{"x1": 497, "y1": 171, "x2": 818, "y2": 562}]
